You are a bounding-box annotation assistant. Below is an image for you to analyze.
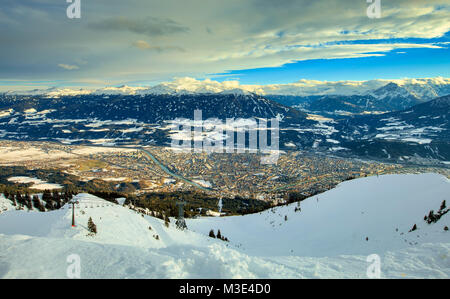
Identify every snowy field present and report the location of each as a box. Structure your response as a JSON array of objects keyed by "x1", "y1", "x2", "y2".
[
  {"x1": 7, "y1": 176, "x2": 62, "y2": 190},
  {"x1": 0, "y1": 173, "x2": 449, "y2": 278},
  {"x1": 0, "y1": 144, "x2": 136, "y2": 164}
]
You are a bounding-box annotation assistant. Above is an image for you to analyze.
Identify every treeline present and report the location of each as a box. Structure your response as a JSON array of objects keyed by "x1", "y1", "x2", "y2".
[
  {"x1": 87, "y1": 191, "x2": 124, "y2": 205},
  {"x1": 221, "y1": 196, "x2": 271, "y2": 215},
  {"x1": 0, "y1": 166, "x2": 138, "y2": 195},
  {"x1": 0, "y1": 166, "x2": 79, "y2": 187},
  {"x1": 129, "y1": 191, "x2": 272, "y2": 219},
  {"x1": 0, "y1": 166, "x2": 286, "y2": 218},
  {"x1": 2, "y1": 189, "x2": 76, "y2": 211}
]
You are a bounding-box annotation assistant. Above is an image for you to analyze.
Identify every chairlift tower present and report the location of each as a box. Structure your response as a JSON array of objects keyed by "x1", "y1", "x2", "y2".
[
  {"x1": 175, "y1": 200, "x2": 187, "y2": 230},
  {"x1": 69, "y1": 199, "x2": 79, "y2": 227}
]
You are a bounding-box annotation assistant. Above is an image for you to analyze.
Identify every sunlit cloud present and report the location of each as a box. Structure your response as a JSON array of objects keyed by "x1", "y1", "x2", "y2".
[
  {"x1": 132, "y1": 40, "x2": 185, "y2": 52},
  {"x1": 58, "y1": 64, "x2": 80, "y2": 70},
  {"x1": 0, "y1": 0, "x2": 448, "y2": 86}
]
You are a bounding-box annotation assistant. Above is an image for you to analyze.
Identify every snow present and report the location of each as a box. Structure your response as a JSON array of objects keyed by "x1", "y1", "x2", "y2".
[
  {"x1": 93, "y1": 85, "x2": 147, "y2": 96},
  {"x1": 329, "y1": 146, "x2": 348, "y2": 151},
  {"x1": 0, "y1": 146, "x2": 74, "y2": 163},
  {"x1": 192, "y1": 179, "x2": 212, "y2": 188},
  {"x1": 0, "y1": 193, "x2": 15, "y2": 213},
  {"x1": 101, "y1": 177, "x2": 127, "y2": 182},
  {"x1": 7, "y1": 77, "x2": 449, "y2": 99},
  {"x1": 24, "y1": 108, "x2": 37, "y2": 114},
  {"x1": 307, "y1": 114, "x2": 335, "y2": 122},
  {"x1": 284, "y1": 142, "x2": 296, "y2": 147},
  {"x1": 163, "y1": 178, "x2": 176, "y2": 184},
  {"x1": 0, "y1": 174, "x2": 449, "y2": 278},
  {"x1": 0, "y1": 109, "x2": 13, "y2": 118},
  {"x1": 326, "y1": 138, "x2": 340, "y2": 144},
  {"x1": 120, "y1": 127, "x2": 144, "y2": 133},
  {"x1": 116, "y1": 198, "x2": 126, "y2": 206},
  {"x1": 7, "y1": 176, "x2": 62, "y2": 190},
  {"x1": 187, "y1": 173, "x2": 450, "y2": 258},
  {"x1": 0, "y1": 145, "x2": 135, "y2": 163},
  {"x1": 402, "y1": 138, "x2": 432, "y2": 144}
]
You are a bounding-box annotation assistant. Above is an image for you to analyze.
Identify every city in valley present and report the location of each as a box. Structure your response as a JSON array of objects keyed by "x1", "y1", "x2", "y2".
[{"x1": 1, "y1": 139, "x2": 448, "y2": 216}]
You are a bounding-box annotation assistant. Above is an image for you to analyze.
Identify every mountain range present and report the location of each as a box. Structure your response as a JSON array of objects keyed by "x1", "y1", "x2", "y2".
[
  {"x1": 4, "y1": 77, "x2": 450, "y2": 99},
  {"x1": 0, "y1": 79, "x2": 449, "y2": 164},
  {"x1": 4, "y1": 77, "x2": 449, "y2": 116}
]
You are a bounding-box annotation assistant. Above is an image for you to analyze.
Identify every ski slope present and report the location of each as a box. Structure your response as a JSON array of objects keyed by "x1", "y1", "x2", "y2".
[
  {"x1": 0, "y1": 174, "x2": 449, "y2": 278},
  {"x1": 187, "y1": 173, "x2": 450, "y2": 257}
]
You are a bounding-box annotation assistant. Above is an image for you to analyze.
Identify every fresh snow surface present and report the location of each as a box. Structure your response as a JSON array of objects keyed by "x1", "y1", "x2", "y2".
[{"x1": 0, "y1": 174, "x2": 449, "y2": 278}]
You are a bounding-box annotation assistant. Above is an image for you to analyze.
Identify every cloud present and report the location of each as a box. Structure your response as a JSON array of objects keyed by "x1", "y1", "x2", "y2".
[
  {"x1": 58, "y1": 64, "x2": 79, "y2": 70},
  {"x1": 132, "y1": 40, "x2": 185, "y2": 52},
  {"x1": 0, "y1": 0, "x2": 448, "y2": 84},
  {"x1": 88, "y1": 16, "x2": 189, "y2": 37}
]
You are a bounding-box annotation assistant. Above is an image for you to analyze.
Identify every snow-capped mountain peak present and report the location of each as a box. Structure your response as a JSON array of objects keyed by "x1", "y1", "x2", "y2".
[{"x1": 3, "y1": 77, "x2": 449, "y2": 100}]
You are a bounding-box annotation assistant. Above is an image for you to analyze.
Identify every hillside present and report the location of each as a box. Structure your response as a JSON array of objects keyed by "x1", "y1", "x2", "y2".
[
  {"x1": 187, "y1": 173, "x2": 450, "y2": 257},
  {"x1": 336, "y1": 95, "x2": 450, "y2": 162},
  {"x1": 0, "y1": 93, "x2": 449, "y2": 162},
  {"x1": 0, "y1": 173, "x2": 449, "y2": 278}
]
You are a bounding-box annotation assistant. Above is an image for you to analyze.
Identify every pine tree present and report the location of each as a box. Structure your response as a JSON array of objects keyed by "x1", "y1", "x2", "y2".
[
  {"x1": 15, "y1": 192, "x2": 23, "y2": 206},
  {"x1": 217, "y1": 229, "x2": 222, "y2": 240},
  {"x1": 52, "y1": 191, "x2": 60, "y2": 202},
  {"x1": 24, "y1": 193, "x2": 32, "y2": 210},
  {"x1": 42, "y1": 190, "x2": 52, "y2": 202},
  {"x1": 45, "y1": 199, "x2": 54, "y2": 210},
  {"x1": 427, "y1": 210, "x2": 436, "y2": 224},
  {"x1": 209, "y1": 229, "x2": 216, "y2": 238},
  {"x1": 164, "y1": 214, "x2": 170, "y2": 228},
  {"x1": 88, "y1": 217, "x2": 97, "y2": 234},
  {"x1": 32, "y1": 195, "x2": 45, "y2": 212},
  {"x1": 9, "y1": 194, "x2": 16, "y2": 206}
]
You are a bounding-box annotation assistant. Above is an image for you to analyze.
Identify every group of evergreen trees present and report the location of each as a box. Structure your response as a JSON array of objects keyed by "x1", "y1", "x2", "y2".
[
  {"x1": 133, "y1": 191, "x2": 272, "y2": 219},
  {"x1": 424, "y1": 200, "x2": 449, "y2": 224},
  {"x1": 3, "y1": 189, "x2": 75, "y2": 212},
  {"x1": 208, "y1": 229, "x2": 229, "y2": 242}
]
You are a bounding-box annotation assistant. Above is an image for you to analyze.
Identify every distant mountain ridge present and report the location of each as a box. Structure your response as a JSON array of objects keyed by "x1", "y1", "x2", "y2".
[
  {"x1": 4, "y1": 77, "x2": 449, "y2": 99},
  {"x1": 5, "y1": 77, "x2": 448, "y2": 117},
  {"x1": 333, "y1": 95, "x2": 450, "y2": 162},
  {"x1": 0, "y1": 92, "x2": 448, "y2": 163}
]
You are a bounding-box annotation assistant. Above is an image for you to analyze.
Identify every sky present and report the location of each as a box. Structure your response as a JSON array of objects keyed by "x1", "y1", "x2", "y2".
[{"x1": 0, "y1": 0, "x2": 449, "y2": 90}]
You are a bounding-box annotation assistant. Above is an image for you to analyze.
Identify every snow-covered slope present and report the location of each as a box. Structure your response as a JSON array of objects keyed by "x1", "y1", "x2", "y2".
[
  {"x1": 0, "y1": 174, "x2": 449, "y2": 278},
  {"x1": 187, "y1": 173, "x2": 450, "y2": 257},
  {"x1": 0, "y1": 194, "x2": 204, "y2": 249},
  {"x1": 0, "y1": 194, "x2": 304, "y2": 278}
]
